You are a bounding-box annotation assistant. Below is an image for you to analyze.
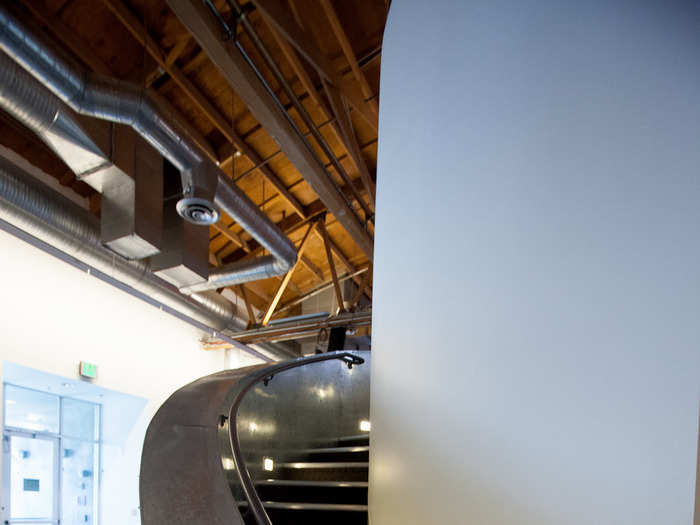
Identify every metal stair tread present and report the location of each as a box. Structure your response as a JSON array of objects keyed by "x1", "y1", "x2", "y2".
[
  {"x1": 278, "y1": 461, "x2": 369, "y2": 469},
  {"x1": 238, "y1": 501, "x2": 368, "y2": 512},
  {"x1": 255, "y1": 479, "x2": 368, "y2": 488},
  {"x1": 295, "y1": 445, "x2": 369, "y2": 454}
]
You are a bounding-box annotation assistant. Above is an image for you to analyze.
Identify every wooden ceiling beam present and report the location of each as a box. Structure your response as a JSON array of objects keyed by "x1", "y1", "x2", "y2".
[
  {"x1": 216, "y1": 138, "x2": 377, "y2": 243},
  {"x1": 300, "y1": 254, "x2": 324, "y2": 282},
  {"x1": 146, "y1": 35, "x2": 191, "y2": 86},
  {"x1": 217, "y1": 45, "x2": 381, "y2": 171},
  {"x1": 169, "y1": 0, "x2": 373, "y2": 259},
  {"x1": 101, "y1": 0, "x2": 306, "y2": 219},
  {"x1": 215, "y1": 191, "x2": 370, "y2": 303},
  {"x1": 323, "y1": 80, "x2": 376, "y2": 205},
  {"x1": 261, "y1": 220, "x2": 317, "y2": 326},
  {"x1": 215, "y1": 201, "x2": 370, "y2": 304},
  {"x1": 218, "y1": 177, "x2": 366, "y2": 262},
  {"x1": 319, "y1": 0, "x2": 379, "y2": 116},
  {"x1": 250, "y1": 0, "x2": 378, "y2": 130},
  {"x1": 348, "y1": 263, "x2": 372, "y2": 309},
  {"x1": 18, "y1": 0, "x2": 114, "y2": 76},
  {"x1": 212, "y1": 220, "x2": 250, "y2": 252},
  {"x1": 235, "y1": 281, "x2": 273, "y2": 311},
  {"x1": 311, "y1": 223, "x2": 371, "y2": 301},
  {"x1": 266, "y1": 19, "x2": 376, "y2": 208},
  {"x1": 318, "y1": 219, "x2": 345, "y2": 313},
  {"x1": 114, "y1": 20, "x2": 380, "y2": 179},
  {"x1": 236, "y1": 284, "x2": 257, "y2": 326},
  {"x1": 270, "y1": 265, "x2": 370, "y2": 320}
]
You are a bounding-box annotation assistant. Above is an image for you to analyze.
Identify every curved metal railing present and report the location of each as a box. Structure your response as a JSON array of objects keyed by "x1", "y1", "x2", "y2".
[{"x1": 226, "y1": 352, "x2": 366, "y2": 525}]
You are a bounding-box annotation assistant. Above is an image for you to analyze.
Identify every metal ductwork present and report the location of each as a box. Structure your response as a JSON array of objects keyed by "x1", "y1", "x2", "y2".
[
  {"x1": 0, "y1": 51, "x2": 164, "y2": 260},
  {"x1": 0, "y1": 4, "x2": 297, "y2": 288},
  {"x1": 0, "y1": 153, "x2": 236, "y2": 329},
  {"x1": 180, "y1": 255, "x2": 282, "y2": 294},
  {"x1": 0, "y1": 153, "x2": 301, "y2": 361}
]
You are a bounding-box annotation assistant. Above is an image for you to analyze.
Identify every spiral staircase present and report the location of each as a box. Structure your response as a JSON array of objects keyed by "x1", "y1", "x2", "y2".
[{"x1": 139, "y1": 351, "x2": 371, "y2": 525}]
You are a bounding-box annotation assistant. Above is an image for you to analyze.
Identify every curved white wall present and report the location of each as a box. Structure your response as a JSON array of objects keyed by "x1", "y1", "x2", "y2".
[{"x1": 370, "y1": 1, "x2": 700, "y2": 523}]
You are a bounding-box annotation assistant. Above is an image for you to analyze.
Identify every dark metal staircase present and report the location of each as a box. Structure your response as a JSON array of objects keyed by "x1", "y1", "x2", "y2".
[
  {"x1": 140, "y1": 351, "x2": 371, "y2": 525},
  {"x1": 238, "y1": 435, "x2": 369, "y2": 525}
]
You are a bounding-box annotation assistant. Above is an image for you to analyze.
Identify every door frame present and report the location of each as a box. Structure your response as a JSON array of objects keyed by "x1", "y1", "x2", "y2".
[{"x1": 2, "y1": 428, "x2": 61, "y2": 525}]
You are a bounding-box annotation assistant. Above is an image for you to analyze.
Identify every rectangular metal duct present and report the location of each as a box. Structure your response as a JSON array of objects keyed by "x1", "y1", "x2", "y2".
[
  {"x1": 151, "y1": 160, "x2": 209, "y2": 287},
  {"x1": 98, "y1": 125, "x2": 163, "y2": 259},
  {"x1": 0, "y1": 51, "x2": 163, "y2": 260}
]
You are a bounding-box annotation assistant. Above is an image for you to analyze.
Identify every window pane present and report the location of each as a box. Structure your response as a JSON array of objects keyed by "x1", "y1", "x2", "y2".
[
  {"x1": 4, "y1": 385, "x2": 59, "y2": 433},
  {"x1": 61, "y1": 398, "x2": 99, "y2": 441},
  {"x1": 61, "y1": 438, "x2": 98, "y2": 525},
  {"x1": 9, "y1": 435, "x2": 56, "y2": 520}
]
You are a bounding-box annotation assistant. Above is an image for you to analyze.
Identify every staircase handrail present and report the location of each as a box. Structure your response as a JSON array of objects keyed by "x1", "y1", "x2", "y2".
[{"x1": 227, "y1": 351, "x2": 366, "y2": 525}]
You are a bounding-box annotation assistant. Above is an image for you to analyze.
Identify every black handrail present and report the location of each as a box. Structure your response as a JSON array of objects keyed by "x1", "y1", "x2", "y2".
[{"x1": 227, "y1": 351, "x2": 365, "y2": 525}]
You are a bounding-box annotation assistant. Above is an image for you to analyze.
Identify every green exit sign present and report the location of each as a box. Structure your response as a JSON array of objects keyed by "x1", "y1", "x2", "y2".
[{"x1": 79, "y1": 361, "x2": 97, "y2": 380}]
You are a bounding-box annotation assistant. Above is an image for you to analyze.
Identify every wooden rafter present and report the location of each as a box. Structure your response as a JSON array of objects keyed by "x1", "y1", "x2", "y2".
[
  {"x1": 217, "y1": 139, "x2": 376, "y2": 239},
  {"x1": 271, "y1": 266, "x2": 370, "y2": 319},
  {"x1": 236, "y1": 284, "x2": 257, "y2": 326},
  {"x1": 100, "y1": 0, "x2": 306, "y2": 219},
  {"x1": 261, "y1": 220, "x2": 317, "y2": 326},
  {"x1": 168, "y1": 0, "x2": 373, "y2": 259},
  {"x1": 212, "y1": 220, "x2": 250, "y2": 253},
  {"x1": 219, "y1": 138, "x2": 377, "y2": 221},
  {"x1": 319, "y1": 0, "x2": 379, "y2": 116},
  {"x1": 216, "y1": 181, "x2": 371, "y2": 301},
  {"x1": 221, "y1": 48, "x2": 381, "y2": 162},
  {"x1": 318, "y1": 218, "x2": 345, "y2": 313},
  {"x1": 18, "y1": 0, "x2": 114, "y2": 76},
  {"x1": 323, "y1": 80, "x2": 376, "y2": 205},
  {"x1": 266, "y1": 19, "x2": 376, "y2": 209},
  {"x1": 146, "y1": 35, "x2": 191, "y2": 86},
  {"x1": 348, "y1": 264, "x2": 372, "y2": 309},
  {"x1": 300, "y1": 255, "x2": 324, "y2": 282},
  {"x1": 250, "y1": 0, "x2": 378, "y2": 130},
  {"x1": 241, "y1": 280, "x2": 274, "y2": 306},
  {"x1": 244, "y1": 8, "x2": 372, "y2": 221},
  {"x1": 312, "y1": 225, "x2": 370, "y2": 301},
  {"x1": 218, "y1": 178, "x2": 364, "y2": 262}
]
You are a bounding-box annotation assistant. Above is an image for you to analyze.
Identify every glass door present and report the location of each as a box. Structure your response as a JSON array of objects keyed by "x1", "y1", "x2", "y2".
[{"x1": 2, "y1": 431, "x2": 59, "y2": 524}]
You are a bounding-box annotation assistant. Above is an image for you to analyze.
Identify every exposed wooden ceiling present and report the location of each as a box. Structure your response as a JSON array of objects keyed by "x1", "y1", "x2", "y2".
[{"x1": 0, "y1": 0, "x2": 387, "y2": 324}]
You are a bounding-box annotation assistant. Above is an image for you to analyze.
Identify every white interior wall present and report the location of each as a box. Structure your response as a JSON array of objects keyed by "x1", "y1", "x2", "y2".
[
  {"x1": 370, "y1": 1, "x2": 700, "y2": 524},
  {"x1": 0, "y1": 219, "x2": 260, "y2": 524}
]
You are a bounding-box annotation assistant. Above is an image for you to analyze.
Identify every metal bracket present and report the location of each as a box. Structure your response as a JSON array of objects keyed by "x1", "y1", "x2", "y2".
[{"x1": 341, "y1": 354, "x2": 365, "y2": 369}]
